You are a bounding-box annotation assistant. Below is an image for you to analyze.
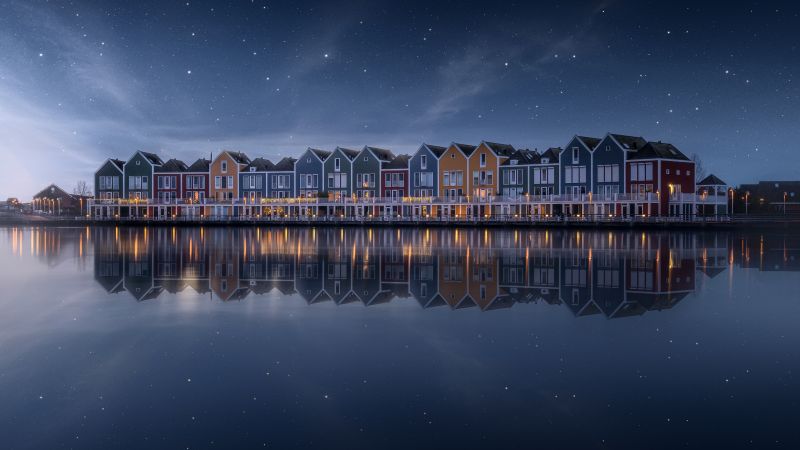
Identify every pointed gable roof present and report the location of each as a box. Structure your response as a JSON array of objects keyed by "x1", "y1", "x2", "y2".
[
  {"x1": 450, "y1": 142, "x2": 477, "y2": 157},
  {"x1": 364, "y1": 146, "x2": 395, "y2": 162},
  {"x1": 501, "y1": 149, "x2": 538, "y2": 166},
  {"x1": 272, "y1": 157, "x2": 296, "y2": 171},
  {"x1": 698, "y1": 174, "x2": 727, "y2": 186},
  {"x1": 481, "y1": 141, "x2": 516, "y2": 157},
  {"x1": 33, "y1": 183, "x2": 73, "y2": 200},
  {"x1": 110, "y1": 159, "x2": 125, "y2": 171},
  {"x1": 575, "y1": 135, "x2": 601, "y2": 150},
  {"x1": 384, "y1": 154, "x2": 410, "y2": 170},
  {"x1": 609, "y1": 133, "x2": 647, "y2": 151},
  {"x1": 308, "y1": 147, "x2": 331, "y2": 161},
  {"x1": 187, "y1": 158, "x2": 211, "y2": 172},
  {"x1": 156, "y1": 158, "x2": 188, "y2": 173},
  {"x1": 539, "y1": 147, "x2": 561, "y2": 163},
  {"x1": 246, "y1": 157, "x2": 274, "y2": 171},
  {"x1": 629, "y1": 141, "x2": 690, "y2": 161},
  {"x1": 336, "y1": 147, "x2": 360, "y2": 160},
  {"x1": 139, "y1": 151, "x2": 164, "y2": 166},
  {"x1": 421, "y1": 143, "x2": 447, "y2": 157},
  {"x1": 225, "y1": 150, "x2": 251, "y2": 165}
]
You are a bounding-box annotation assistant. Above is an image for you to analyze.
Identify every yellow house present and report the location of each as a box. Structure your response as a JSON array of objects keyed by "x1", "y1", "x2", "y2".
[
  {"x1": 438, "y1": 143, "x2": 476, "y2": 218},
  {"x1": 467, "y1": 141, "x2": 516, "y2": 217},
  {"x1": 209, "y1": 150, "x2": 251, "y2": 217}
]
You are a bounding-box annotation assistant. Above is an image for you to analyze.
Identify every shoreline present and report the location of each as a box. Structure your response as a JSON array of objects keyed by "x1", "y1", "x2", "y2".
[{"x1": 2, "y1": 216, "x2": 798, "y2": 230}]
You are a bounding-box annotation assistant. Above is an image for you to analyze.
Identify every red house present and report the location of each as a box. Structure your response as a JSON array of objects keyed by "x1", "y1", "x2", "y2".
[
  {"x1": 626, "y1": 141, "x2": 695, "y2": 217},
  {"x1": 381, "y1": 154, "x2": 410, "y2": 216},
  {"x1": 183, "y1": 157, "x2": 211, "y2": 203},
  {"x1": 154, "y1": 159, "x2": 187, "y2": 212},
  {"x1": 381, "y1": 154, "x2": 410, "y2": 199}
]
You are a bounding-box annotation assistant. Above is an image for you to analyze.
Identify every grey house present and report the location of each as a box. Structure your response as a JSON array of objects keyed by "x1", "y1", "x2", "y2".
[
  {"x1": 124, "y1": 151, "x2": 163, "y2": 199},
  {"x1": 323, "y1": 147, "x2": 359, "y2": 199},
  {"x1": 353, "y1": 146, "x2": 395, "y2": 198},
  {"x1": 592, "y1": 133, "x2": 647, "y2": 198},
  {"x1": 94, "y1": 158, "x2": 125, "y2": 200},
  {"x1": 267, "y1": 157, "x2": 296, "y2": 198},
  {"x1": 240, "y1": 157, "x2": 273, "y2": 201},
  {"x1": 559, "y1": 136, "x2": 599, "y2": 198},
  {"x1": 499, "y1": 149, "x2": 536, "y2": 198},
  {"x1": 295, "y1": 148, "x2": 330, "y2": 198},
  {"x1": 409, "y1": 143, "x2": 446, "y2": 197},
  {"x1": 531, "y1": 147, "x2": 560, "y2": 196}
]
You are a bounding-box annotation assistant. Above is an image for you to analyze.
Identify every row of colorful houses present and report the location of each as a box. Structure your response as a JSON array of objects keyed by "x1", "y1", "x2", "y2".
[{"x1": 92, "y1": 133, "x2": 730, "y2": 219}]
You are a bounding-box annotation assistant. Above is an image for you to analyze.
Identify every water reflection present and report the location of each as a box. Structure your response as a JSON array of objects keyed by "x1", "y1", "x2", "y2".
[{"x1": 9, "y1": 226, "x2": 798, "y2": 318}]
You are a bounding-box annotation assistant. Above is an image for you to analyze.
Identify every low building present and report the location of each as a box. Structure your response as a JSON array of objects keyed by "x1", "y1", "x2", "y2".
[
  {"x1": 736, "y1": 181, "x2": 800, "y2": 214},
  {"x1": 696, "y1": 174, "x2": 729, "y2": 217},
  {"x1": 33, "y1": 184, "x2": 88, "y2": 216}
]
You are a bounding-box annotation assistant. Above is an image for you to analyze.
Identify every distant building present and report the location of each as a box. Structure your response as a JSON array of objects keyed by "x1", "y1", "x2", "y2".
[
  {"x1": 33, "y1": 184, "x2": 88, "y2": 216},
  {"x1": 736, "y1": 181, "x2": 800, "y2": 214},
  {"x1": 696, "y1": 174, "x2": 729, "y2": 216}
]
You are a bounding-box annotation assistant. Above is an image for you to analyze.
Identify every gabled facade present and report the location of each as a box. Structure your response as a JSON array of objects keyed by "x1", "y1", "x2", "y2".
[
  {"x1": 560, "y1": 136, "x2": 599, "y2": 199},
  {"x1": 626, "y1": 141, "x2": 695, "y2": 217},
  {"x1": 210, "y1": 151, "x2": 250, "y2": 202},
  {"x1": 381, "y1": 154, "x2": 410, "y2": 203},
  {"x1": 531, "y1": 147, "x2": 560, "y2": 196},
  {"x1": 323, "y1": 147, "x2": 358, "y2": 200},
  {"x1": 240, "y1": 157, "x2": 272, "y2": 202},
  {"x1": 154, "y1": 158, "x2": 187, "y2": 204},
  {"x1": 267, "y1": 157, "x2": 296, "y2": 198},
  {"x1": 295, "y1": 148, "x2": 329, "y2": 199},
  {"x1": 499, "y1": 149, "x2": 536, "y2": 199},
  {"x1": 438, "y1": 143, "x2": 475, "y2": 217},
  {"x1": 409, "y1": 144, "x2": 445, "y2": 197},
  {"x1": 124, "y1": 151, "x2": 164, "y2": 200},
  {"x1": 209, "y1": 151, "x2": 250, "y2": 216},
  {"x1": 353, "y1": 146, "x2": 395, "y2": 199},
  {"x1": 592, "y1": 133, "x2": 646, "y2": 198},
  {"x1": 94, "y1": 158, "x2": 124, "y2": 200},
  {"x1": 183, "y1": 158, "x2": 210, "y2": 204},
  {"x1": 468, "y1": 141, "x2": 515, "y2": 200}
]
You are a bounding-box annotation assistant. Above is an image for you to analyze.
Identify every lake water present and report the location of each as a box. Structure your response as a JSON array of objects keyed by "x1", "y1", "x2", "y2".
[{"x1": 0, "y1": 226, "x2": 798, "y2": 449}]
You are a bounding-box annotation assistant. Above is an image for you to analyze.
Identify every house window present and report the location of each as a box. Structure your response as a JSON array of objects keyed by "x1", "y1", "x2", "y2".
[
  {"x1": 221, "y1": 161, "x2": 227, "y2": 173},
  {"x1": 306, "y1": 157, "x2": 311, "y2": 163},
  {"x1": 666, "y1": 169, "x2": 670, "y2": 175},
  {"x1": 364, "y1": 156, "x2": 368, "y2": 162},
  {"x1": 421, "y1": 155, "x2": 427, "y2": 170},
  {"x1": 687, "y1": 170, "x2": 691, "y2": 176},
  {"x1": 480, "y1": 153, "x2": 486, "y2": 167},
  {"x1": 606, "y1": 145, "x2": 611, "y2": 151},
  {"x1": 572, "y1": 147, "x2": 579, "y2": 164},
  {"x1": 677, "y1": 169, "x2": 681, "y2": 175},
  {"x1": 334, "y1": 158, "x2": 341, "y2": 171}
]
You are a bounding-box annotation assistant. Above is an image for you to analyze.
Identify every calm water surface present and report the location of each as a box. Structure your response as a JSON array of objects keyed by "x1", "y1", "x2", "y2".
[{"x1": 0, "y1": 226, "x2": 798, "y2": 449}]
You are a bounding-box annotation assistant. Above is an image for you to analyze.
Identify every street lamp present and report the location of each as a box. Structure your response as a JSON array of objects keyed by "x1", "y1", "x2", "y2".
[{"x1": 784, "y1": 192, "x2": 788, "y2": 215}]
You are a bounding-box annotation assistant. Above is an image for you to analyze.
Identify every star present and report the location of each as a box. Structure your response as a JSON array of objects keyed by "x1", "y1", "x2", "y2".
[
  {"x1": 187, "y1": 69, "x2": 192, "y2": 74},
  {"x1": 324, "y1": 53, "x2": 329, "y2": 58}
]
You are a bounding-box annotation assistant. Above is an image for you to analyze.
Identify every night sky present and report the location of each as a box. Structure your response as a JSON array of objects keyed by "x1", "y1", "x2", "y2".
[{"x1": 1, "y1": 0, "x2": 799, "y2": 198}]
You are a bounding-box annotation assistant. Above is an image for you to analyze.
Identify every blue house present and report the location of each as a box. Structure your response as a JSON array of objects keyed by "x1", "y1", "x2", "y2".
[
  {"x1": 499, "y1": 149, "x2": 536, "y2": 198},
  {"x1": 324, "y1": 147, "x2": 359, "y2": 200},
  {"x1": 267, "y1": 157, "x2": 296, "y2": 198},
  {"x1": 531, "y1": 147, "x2": 560, "y2": 197},
  {"x1": 240, "y1": 157, "x2": 272, "y2": 202},
  {"x1": 409, "y1": 143, "x2": 446, "y2": 197},
  {"x1": 295, "y1": 147, "x2": 330, "y2": 198},
  {"x1": 592, "y1": 133, "x2": 647, "y2": 200},
  {"x1": 559, "y1": 135, "x2": 600, "y2": 208}
]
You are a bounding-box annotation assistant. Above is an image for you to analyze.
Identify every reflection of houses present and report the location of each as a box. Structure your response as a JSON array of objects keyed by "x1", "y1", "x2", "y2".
[
  {"x1": 83, "y1": 227, "x2": 789, "y2": 320},
  {"x1": 93, "y1": 227, "x2": 124, "y2": 293},
  {"x1": 122, "y1": 228, "x2": 162, "y2": 301}
]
